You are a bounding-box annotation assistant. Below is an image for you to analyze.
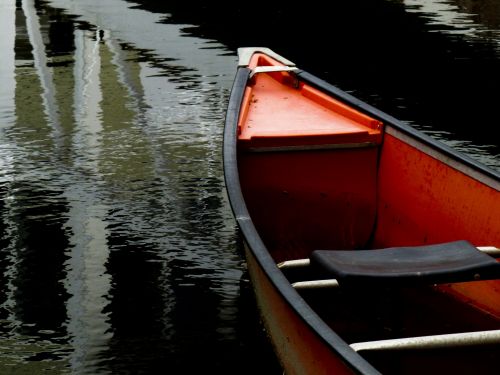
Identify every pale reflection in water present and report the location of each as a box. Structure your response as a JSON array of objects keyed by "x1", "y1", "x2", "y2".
[{"x1": 1, "y1": 0, "x2": 247, "y2": 373}]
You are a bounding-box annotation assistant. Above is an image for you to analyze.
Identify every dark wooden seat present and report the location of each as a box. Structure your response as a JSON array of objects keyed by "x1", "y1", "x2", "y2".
[{"x1": 310, "y1": 240, "x2": 500, "y2": 287}]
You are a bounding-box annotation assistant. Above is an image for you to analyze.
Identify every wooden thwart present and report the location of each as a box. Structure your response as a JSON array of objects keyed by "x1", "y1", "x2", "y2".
[
  {"x1": 350, "y1": 329, "x2": 500, "y2": 352},
  {"x1": 477, "y1": 246, "x2": 500, "y2": 256},
  {"x1": 292, "y1": 279, "x2": 340, "y2": 290}
]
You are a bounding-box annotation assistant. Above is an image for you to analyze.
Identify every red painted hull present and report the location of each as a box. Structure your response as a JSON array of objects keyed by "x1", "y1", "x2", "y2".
[
  {"x1": 224, "y1": 48, "x2": 500, "y2": 374},
  {"x1": 245, "y1": 248, "x2": 358, "y2": 375}
]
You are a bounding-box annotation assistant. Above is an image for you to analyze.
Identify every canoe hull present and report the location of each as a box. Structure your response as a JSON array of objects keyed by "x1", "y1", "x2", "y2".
[
  {"x1": 224, "y1": 47, "x2": 500, "y2": 375},
  {"x1": 245, "y1": 245, "x2": 358, "y2": 375},
  {"x1": 245, "y1": 241, "x2": 500, "y2": 375}
]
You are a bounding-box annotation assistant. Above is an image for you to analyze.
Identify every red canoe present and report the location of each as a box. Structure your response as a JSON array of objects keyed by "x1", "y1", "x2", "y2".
[{"x1": 223, "y1": 47, "x2": 500, "y2": 375}]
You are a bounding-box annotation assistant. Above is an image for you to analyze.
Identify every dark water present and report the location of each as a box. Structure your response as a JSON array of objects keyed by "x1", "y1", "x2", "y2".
[{"x1": 0, "y1": 0, "x2": 498, "y2": 374}]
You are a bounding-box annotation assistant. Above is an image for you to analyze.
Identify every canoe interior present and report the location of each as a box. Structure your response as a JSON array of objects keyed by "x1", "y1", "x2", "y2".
[
  {"x1": 238, "y1": 147, "x2": 379, "y2": 262},
  {"x1": 236, "y1": 52, "x2": 500, "y2": 373}
]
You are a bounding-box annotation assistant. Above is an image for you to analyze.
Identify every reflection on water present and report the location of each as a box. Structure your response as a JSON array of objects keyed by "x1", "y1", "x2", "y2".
[
  {"x1": 0, "y1": 0, "x2": 278, "y2": 374},
  {"x1": 398, "y1": 0, "x2": 500, "y2": 168},
  {"x1": 0, "y1": 0, "x2": 498, "y2": 374},
  {"x1": 404, "y1": 0, "x2": 500, "y2": 40}
]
